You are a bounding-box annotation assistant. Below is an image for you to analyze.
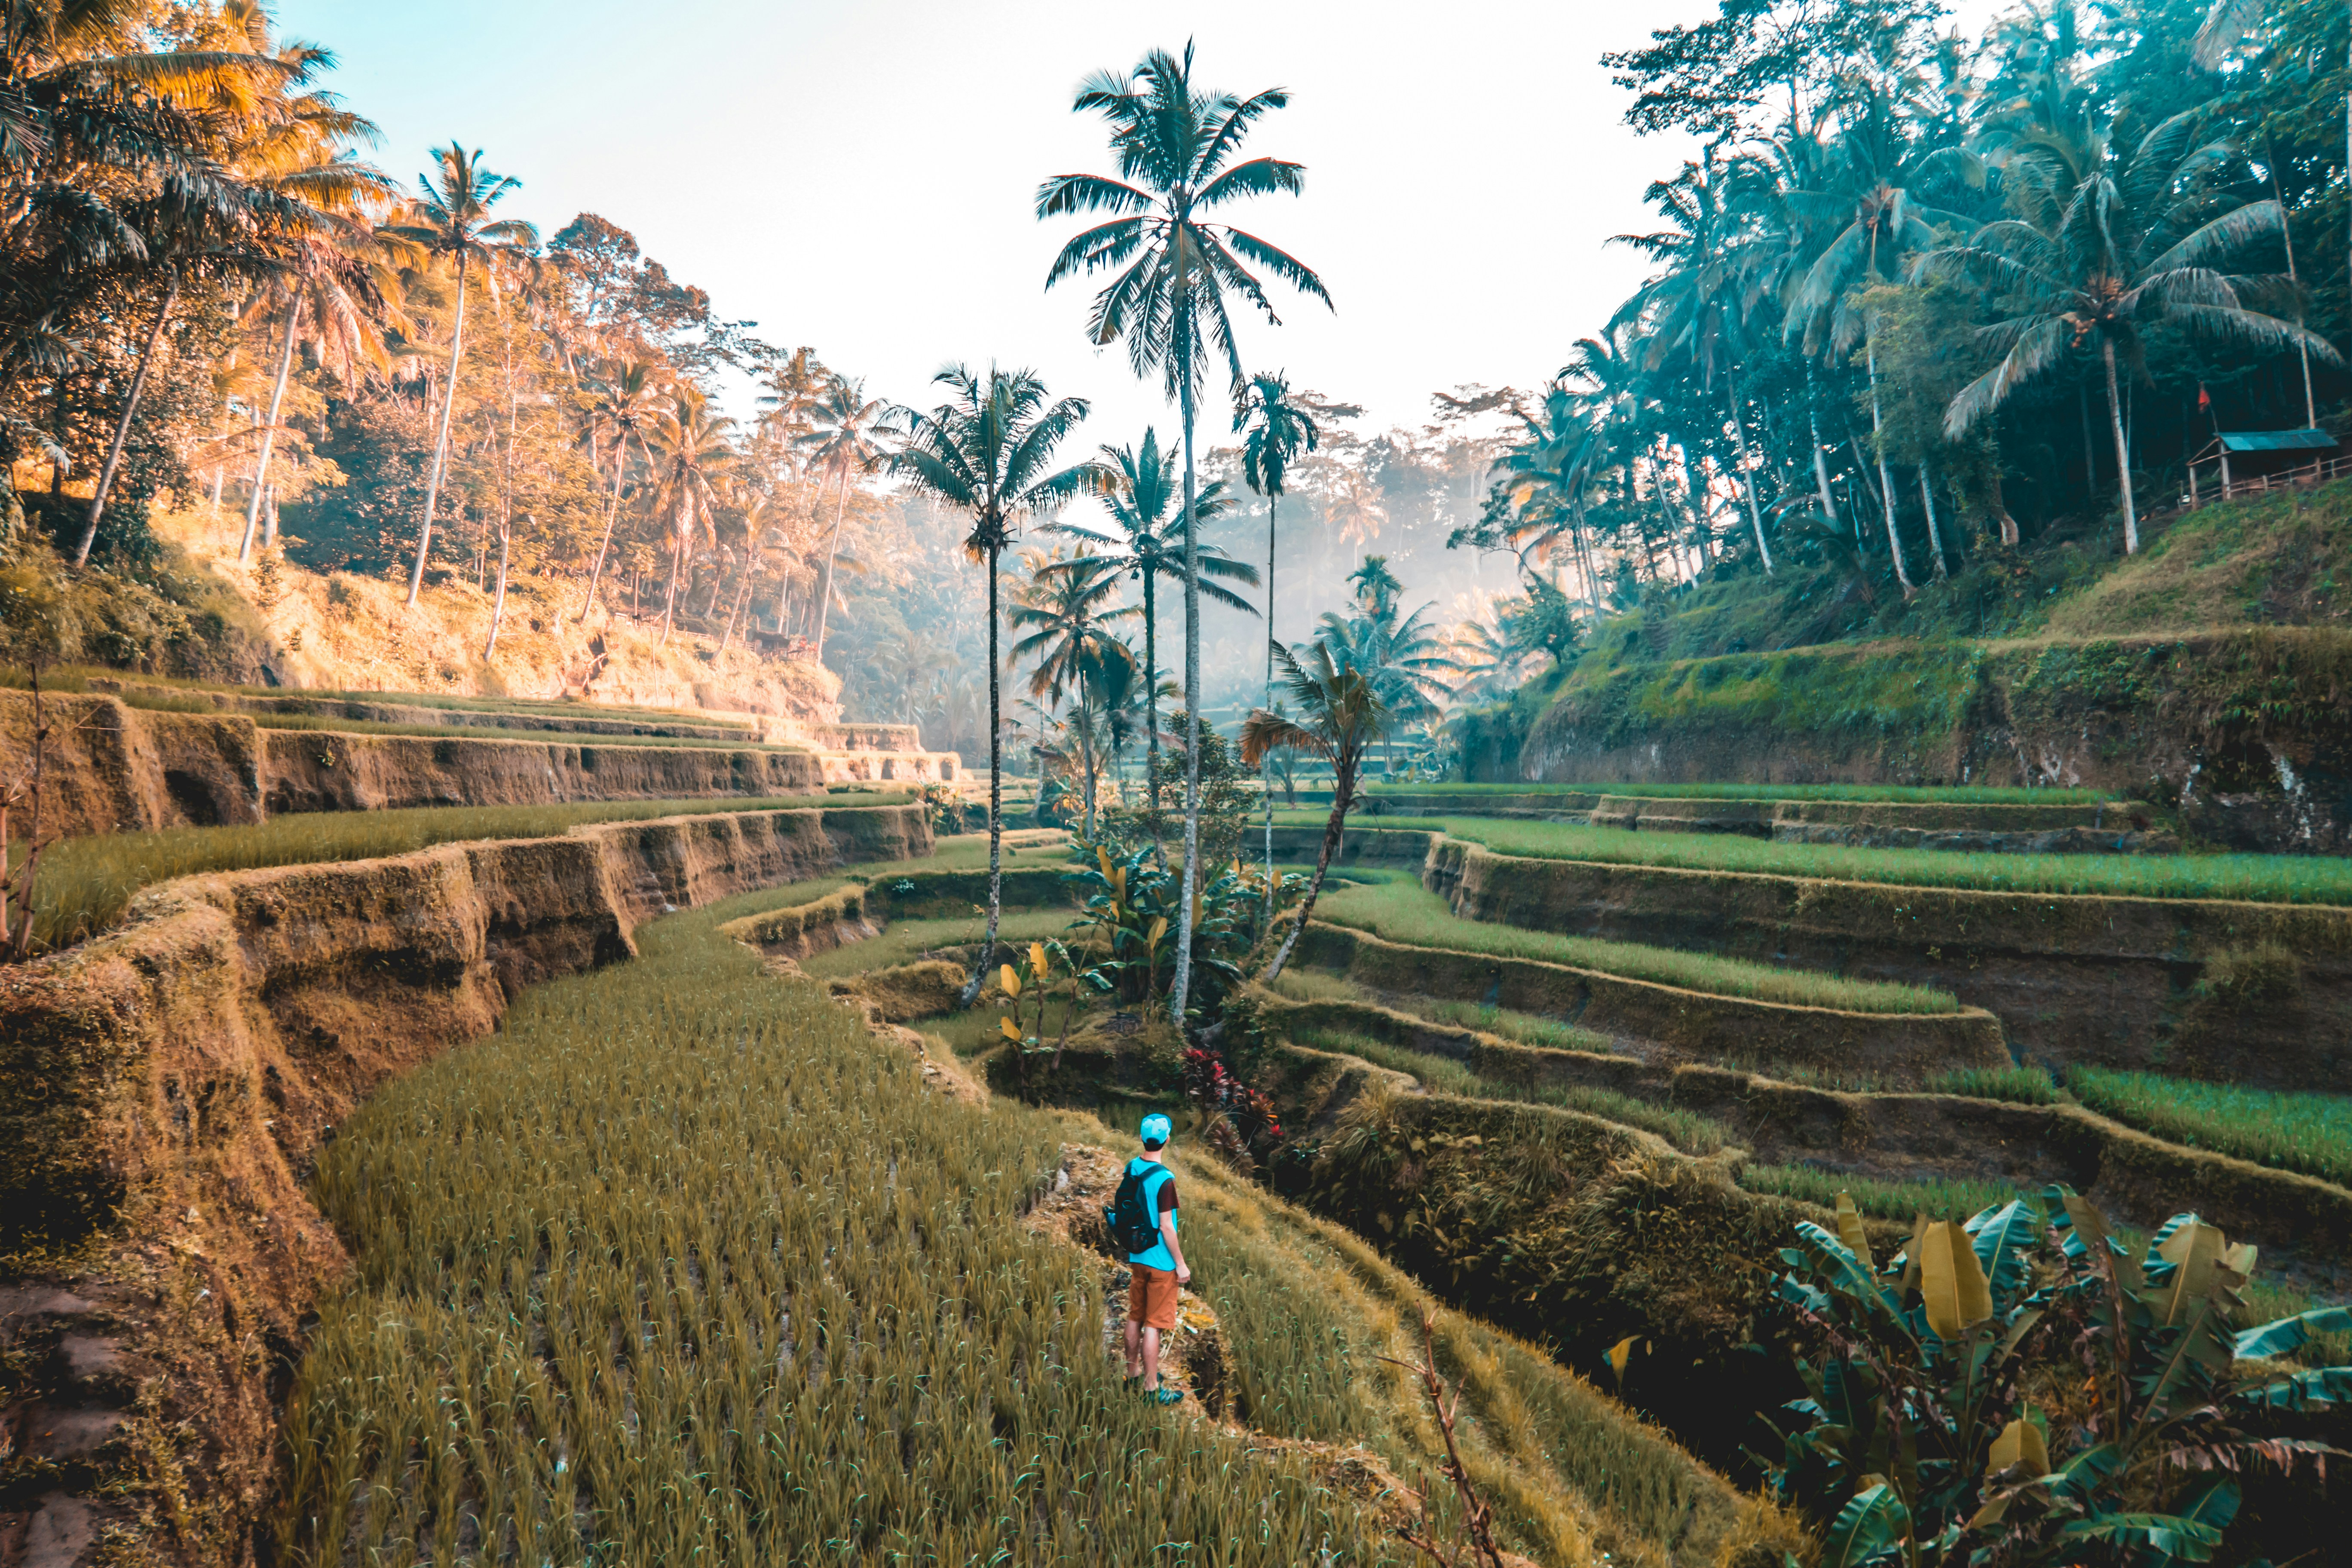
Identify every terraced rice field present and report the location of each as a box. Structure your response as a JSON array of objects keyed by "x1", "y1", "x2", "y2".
[
  {"x1": 1265, "y1": 969, "x2": 1617, "y2": 1056},
  {"x1": 1308, "y1": 873, "x2": 1962, "y2": 1014},
  {"x1": 236, "y1": 711, "x2": 814, "y2": 750},
  {"x1": 2067, "y1": 1067, "x2": 2352, "y2": 1186},
  {"x1": 1366, "y1": 781, "x2": 2113, "y2": 805},
  {"x1": 24, "y1": 793, "x2": 908, "y2": 950}
]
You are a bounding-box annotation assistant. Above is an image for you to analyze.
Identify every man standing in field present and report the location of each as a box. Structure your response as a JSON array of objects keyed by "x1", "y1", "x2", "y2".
[{"x1": 1113, "y1": 1112, "x2": 1189, "y2": 1405}]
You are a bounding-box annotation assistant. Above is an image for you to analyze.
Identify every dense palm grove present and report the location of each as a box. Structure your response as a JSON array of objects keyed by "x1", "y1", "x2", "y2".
[{"x1": 1456, "y1": 0, "x2": 2347, "y2": 654}]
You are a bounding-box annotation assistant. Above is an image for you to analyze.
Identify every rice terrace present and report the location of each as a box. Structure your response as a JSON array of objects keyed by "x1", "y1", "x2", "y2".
[{"x1": 8, "y1": 2, "x2": 2352, "y2": 1566}]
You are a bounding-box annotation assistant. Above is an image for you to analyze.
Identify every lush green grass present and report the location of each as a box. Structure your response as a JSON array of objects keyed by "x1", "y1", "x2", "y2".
[
  {"x1": 279, "y1": 887, "x2": 1396, "y2": 1566},
  {"x1": 1736, "y1": 1162, "x2": 2020, "y2": 1222},
  {"x1": 1265, "y1": 967, "x2": 1617, "y2": 1055},
  {"x1": 1292, "y1": 1023, "x2": 1735, "y2": 1156},
  {"x1": 1433, "y1": 816, "x2": 2352, "y2": 906},
  {"x1": 1924, "y1": 1065, "x2": 2067, "y2": 1104},
  {"x1": 795, "y1": 908, "x2": 1076, "y2": 979},
  {"x1": 1310, "y1": 875, "x2": 1962, "y2": 1014},
  {"x1": 1368, "y1": 781, "x2": 2114, "y2": 805},
  {"x1": 25, "y1": 795, "x2": 907, "y2": 952},
  {"x1": 2068, "y1": 1066, "x2": 2352, "y2": 1187}
]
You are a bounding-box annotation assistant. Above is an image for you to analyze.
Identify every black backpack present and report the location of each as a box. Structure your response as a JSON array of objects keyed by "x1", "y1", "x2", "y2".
[{"x1": 1104, "y1": 1166, "x2": 1164, "y2": 1255}]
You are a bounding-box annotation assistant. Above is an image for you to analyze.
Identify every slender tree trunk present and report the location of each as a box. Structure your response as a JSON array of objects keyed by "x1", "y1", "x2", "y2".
[
  {"x1": 659, "y1": 504, "x2": 688, "y2": 645},
  {"x1": 2104, "y1": 340, "x2": 2139, "y2": 554},
  {"x1": 2079, "y1": 383, "x2": 2097, "y2": 500},
  {"x1": 959, "y1": 540, "x2": 1004, "y2": 1008},
  {"x1": 1865, "y1": 341, "x2": 1914, "y2": 597},
  {"x1": 409, "y1": 257, "x2": 472, "y2": 605},
  {"x1": 2264, "y1": 142, "x2": 2317, "y2": 426},
  {"x1": 1262, "y1": 491, "x2": 1276, "y2": 919},
  {"x1": 1170, "y1": 376, "x2": 1202, "y2": 1027},
  {"x1": 1143, "y1": 564, "x2": 1160, "y2": 827},
  {"x1": 1807, "y1": 365, "x2": 1841, "y2": 535},
  {"x1": 77, "y1": 272, "x2": 180, "y2": 568},
  {"x1": 1918, "y1": 466, "x2": 1948, "y2": 581},
  {"x1": 721, "y1": 544, "x2": 758, "y2": 652},
  {"x1": 578, "y1": 434, "x2": 629, "y2": 622},
  {"x1": 812, "y1": 469, "x2": 850, "y2": 662},
  {"x1": 484, "y1": 518, "x2": 512, "y2": 658},
  {"x1": 1726, "y1": 375, "x2": 1773, "y2": 575},
  {"x1": 1265, "y1": 750, "x2": 1354, "y2": 983},
  {"x1": 240, "y1": 300, "x2": 300, "y2": 564}
]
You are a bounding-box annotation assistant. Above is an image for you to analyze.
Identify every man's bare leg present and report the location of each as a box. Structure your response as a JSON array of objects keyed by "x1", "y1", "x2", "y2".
[
  {"x1": 1141, "y1": 1325, "x2": 1161, "y2": 1391},
  {"x1": 1124, "y1": 1318, "x2": 1142, "y2": 1379}
]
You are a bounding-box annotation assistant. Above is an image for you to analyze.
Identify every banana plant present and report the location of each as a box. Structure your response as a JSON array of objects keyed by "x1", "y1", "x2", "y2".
[
  {"x1": 1756, "y1": 1186, "x2": 2352, "y2": 1568},
  {"x1": 1062, "y1": 836, "x2": 1265, "y2": 1017},
  {"x1": 990, "y1": 939, "x2": 1106, "y2": 1084}
]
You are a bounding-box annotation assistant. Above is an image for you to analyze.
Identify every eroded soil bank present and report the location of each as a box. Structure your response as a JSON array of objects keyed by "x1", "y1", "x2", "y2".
[{"x1": 0, "y1": 804, "x2": 929, "y2": 1568}]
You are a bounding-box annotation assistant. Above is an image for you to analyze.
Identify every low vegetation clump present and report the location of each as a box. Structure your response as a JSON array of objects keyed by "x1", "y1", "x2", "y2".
[
  {"x1": 1369, "y1": 781, "x2": 2113, "y2": 806},
  {"x1": 1736, "y1": 1162, "x2": 2018, "y2": 1221},
  {"x1": 1434, "y1": 816, "x2": 2352, "y2": 906},
  {"x1": 2068, "y1": 1066, "x2": 2352, "y2": 1188},
  {"x1": 1290, "y1": 1023, "x2": 1734, "y2": 1155},
  {"x1": 1311, "y1": 873, "x2": 1962, "y2": 1014},
  {"x1": 1263, "y1": 967, "x2": 1616, "y2": 1055},
  {"x1": 281, "y1": 890, "x2": 1391, "y2": 1565},
  {"x1": 22, "y1": 795, "x2": 906, "y2": 952},
  {"x1": 1922, "y1": 1065, "x2": 2067, "y2": 1103}
]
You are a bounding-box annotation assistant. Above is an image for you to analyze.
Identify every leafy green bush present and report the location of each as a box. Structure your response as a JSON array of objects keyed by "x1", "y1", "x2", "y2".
[
  {"x1": 1757, "y1": 1188, "x2": 2352, "y2": 1567},
  {"x1": 2068, "y1": 1066, "x2": 2352, "y2": 1186}
]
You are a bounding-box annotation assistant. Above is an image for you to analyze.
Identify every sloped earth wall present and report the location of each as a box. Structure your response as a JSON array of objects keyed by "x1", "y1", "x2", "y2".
[
  {"x1": 1467, "y1": 630, "x2": 2352, "y2": 855},
  {"x1": 0, "y1": 804, "x2": 930, "y2": 1568},
  {"x1": 1427, "y1": 837, "x2": 2352, "y2": 1093}
]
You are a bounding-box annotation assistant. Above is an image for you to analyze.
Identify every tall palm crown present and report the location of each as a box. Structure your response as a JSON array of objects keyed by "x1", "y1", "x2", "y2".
[
  {"x1": 1009, "y1": 551, "x2": 1140, "y2": 838},
  {"x1": 795, "y1": 374, "x2": 891, "y2": 661},
  {"x1": 1233, "y1": 368, "x2": 1319, "y2": 902},
  {"x1": 1039, "y1": 41, "x2": 1329, "y2": 1026},
  {"x1": 576, "y1": 358, "x2": 665, "y2": 622},
  {"x1": 1042, "y1": 426, "x2": 1256, "y2": 810},
  {"x1": 1918, "y1": 108, "x2": 2335, "y2": 554},
  {"x1": 891, "y1": 364, "x2": 1111, "y2": 1006},
  {"x1": 384, "y1": 143, "x2": 537, "y2": 605},
  {"x1": 643, "y1": 386, "x2": 737, "y2": 644}
]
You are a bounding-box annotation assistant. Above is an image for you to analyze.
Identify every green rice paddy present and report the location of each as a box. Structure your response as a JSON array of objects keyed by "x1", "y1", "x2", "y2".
[
  {"x1": 1366, "y1": 781, "x2": 2113, "y2": 805},
  {"x1": 2067, "y1": 1067, "x2": 2352, "y2": 1188}
]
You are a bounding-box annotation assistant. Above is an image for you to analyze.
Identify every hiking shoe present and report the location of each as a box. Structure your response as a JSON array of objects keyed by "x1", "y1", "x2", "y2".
[{"x1": 1146, "y1": 1386, "x2": 1183, "y2": 1406}]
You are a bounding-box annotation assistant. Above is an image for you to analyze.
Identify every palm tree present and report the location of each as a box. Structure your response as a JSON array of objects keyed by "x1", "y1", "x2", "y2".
[
  {"x1": 1239, "y1": 642, "x2": 1390, "y2": 982},
  {"x1": 890, "y1": 364, "x2": 1110, "y2": 1006},
  {"x1": 1919, "y1": 110, "x2": 2337, "y2": 555},
  {"x1": 1234, "y1": 369, "x2": 1317, "y2": 905},
  {"x1": 757, "y1": 345, "x2": 831, "y2": 472},
  {"x1": 576, "y1": 358, "x2": 664, "y2": 622},
  {"x1": 641, "y1": 387, "x2": 737, "y2": 644},
  {"x1": 383, "y1": 144, "x2": 538, "y2": 606},
  {"x1": 1314, "y1": 561, "x2": 1453, "y2": 777},
  {"x1": 1041, "y1": 426, "x2": 1256, "y2": 826},
  {"x1": 233, "y1": 238, "x2": 389, "y2": 563},
  {"x1": 795, "y1": 376, "x2": 891, "y2": 663},
  {"x1": 1490, "y1": 382, "x2": 1607, "y2": 613},
  {"x1": 1039, "y1": 41, "x2": 1331, "y2": 1026},
  {"x1": 1009, "y1": 554, "x2": 1139, "y2": 838}
]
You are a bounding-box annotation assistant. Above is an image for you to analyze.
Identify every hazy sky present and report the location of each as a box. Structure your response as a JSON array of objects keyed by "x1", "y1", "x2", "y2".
[{"x1": 275, "y1": 0, "x2": 1736, "y2": 444}]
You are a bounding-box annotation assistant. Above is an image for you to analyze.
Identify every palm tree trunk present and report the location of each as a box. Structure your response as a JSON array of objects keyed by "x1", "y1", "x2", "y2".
[
  {"x1": 1265, "y1": 750, "x2": 1353, "y2": 983},
  {"x1": 1727, "y1": 376, "x2": 1773, "y2": 576},
  {"x1": 659, "y1": 504, "x2": 688, "y2": 645},
  {"x1": 1806, "y1": 365, "x2": 1840, "y2": 536},
  {"x1": 2104, "y1": 340, "x2": 2140, "y2": 554},
  {"x1": 409, "y1": 256, "x2": 472, "y2": 605},
  {"x1": 721, "y1": 545, "x2": 758, "y2": 652},
  {"x1": 1262, "y1": 492, "x2": 1276, "y2": 919},
  {"x1": 77, "y1": 271, "x2": 180, "y2": 569},
  {"x1": 1918, "y1": 466, "x2": 1949, "y2": 581},
  {"x1": 1170, "y1": 379, "x2": 1203, "y2": 1027},
  {"x1": 1143, "y1": 565, "x2": 1160, "y2": 826},
  {"x1": 578, "y1": 435, "x2": 629, "y2": 622},
  {"x1": 240, "y1": 299, "x2": 300, "y2": 564},
  {"x1": 959, "y1": 541, "x2": 1004, "y2": 1008},
  {"x1": 812, "y1": 469, "x2": 850, "y2": 662},
  {"x1": 1865, "y1": 342, "x2": 1914, "y2": 596},
  {"x1": 484, "y1": 517, "x2": 512, "y2": 658}
]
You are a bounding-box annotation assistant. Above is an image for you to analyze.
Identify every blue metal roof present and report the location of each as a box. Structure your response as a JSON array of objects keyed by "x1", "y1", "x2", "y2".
[{"x1": 2218, "y1": 429, "x2": 2338, "y2": 452}]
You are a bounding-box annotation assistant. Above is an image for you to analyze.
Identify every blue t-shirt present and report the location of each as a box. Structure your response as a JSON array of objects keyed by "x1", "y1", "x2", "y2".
[{"x1": 1125, "y1": 1158, "x2": 1180, "y2": 1271}]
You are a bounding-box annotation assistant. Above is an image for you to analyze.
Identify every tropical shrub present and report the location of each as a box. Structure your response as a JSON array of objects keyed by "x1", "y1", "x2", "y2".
[
  {"x1": 1756, "y1": 1187, "x2": 2352, "y2": 1567},
  {"x1": 1062, "y1": 833, "x2": 1298, "y2": 1019}
]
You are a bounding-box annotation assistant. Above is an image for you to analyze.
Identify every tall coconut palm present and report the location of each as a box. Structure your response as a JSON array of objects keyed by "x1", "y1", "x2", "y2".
[
  {"x1": 1234, "y1": 369, "x2": 1317, "y2": 904},
  {"x1": 233, "y1": 237, "x2": 389, "y2": 562},
  {"x1": 1919, "y1": 109, "x2": 2337, "y2": 554},
  {"x1": 1040, "y1": 426, "x2": 1256, "y2": 827},
  {"x1": 1314, "y1": 563, "x2": 1453, "y2": 777},
  {"x1": 796, "y1": 375, "x2": 891, "y2": 662},
  {"x1": 383, "y1": 144, "x2": 538, "y2": 606},
  {"x1": 890, "y1": 365, "x2": 1111, "y2": 1006},
  {"x1": 1239, "y1": 642, "x2": 1390, "y2": 983},
  {"x1": 641, "y1": 387, "x2": 737, "y2": 645},
  {"x1": 1009, "y1": 553, "x2": 1139, "y2": 838},
  {"x1": 1039, "y1": 41, "x2": 1331, "y2": 1025},
  {"x1": 758, "y1": 345, "x2": 831, "y2": 472},
  {"x1": 576, "y1": 358, "x2": 664, "y2": 622}
]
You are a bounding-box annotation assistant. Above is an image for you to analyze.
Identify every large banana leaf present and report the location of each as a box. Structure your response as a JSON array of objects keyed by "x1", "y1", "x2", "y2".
[
  {"x1": 1917, "y1": 1221, "x2": 1993, "y2": 1339},
  {"x1": 2054, "y1": 1512, "x2": 2225, "y2": 1562},
  {"x1": 1822, "y1": 1482, "x2": 1910, "y2": 1568},
  {"x1": 2235, "y1": 1366, "x2": 2352, "y2": 1409},
  {"x1": 2233, "y1": 1306, "x2": 2352, "y2": 1360},
  {"x1": 1792, "y1": 1221, "x2": 1906, "y2": 1318},
  {"x1": 2152, "y1": 1219, "x2": 2232, "y2": 1326},
  {"x1": 1967, "y1": 1198, "x2": 2040, "y2": 1302},
  {"x1": 2132, "y1": 1307, "x2": 2237, "y2": 1421}
]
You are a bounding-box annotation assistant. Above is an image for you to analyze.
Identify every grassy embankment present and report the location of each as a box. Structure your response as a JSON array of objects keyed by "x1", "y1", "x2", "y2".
[
  {"x1": 281, "y1": 873, "x2": 1761, "y2": 1567},
  {"x1": 1306, "y1": 871, "x2": 1960, "y2": 1014},
  {"x1": 1364, "y1": 781, "x2": 2114, "y2": 805},
  {"x1": 6, "y1": 663, "x2": 761, "y2": 725},
  {"x1": 23, "y1": 793, "x2": 912, "y2": 951},
  {"x1": 2067, "y1": 1067, "x2": 2352, "y2": 1188}
]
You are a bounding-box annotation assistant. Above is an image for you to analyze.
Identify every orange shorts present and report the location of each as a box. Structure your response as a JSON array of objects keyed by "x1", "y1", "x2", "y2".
[{"x1": 1127, "y1": 1264, "x2": 1178, "y2": 1330}]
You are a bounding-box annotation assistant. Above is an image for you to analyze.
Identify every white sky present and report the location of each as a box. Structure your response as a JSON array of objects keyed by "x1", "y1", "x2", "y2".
[{"x1": 275, "y1": 0, "x2": 1736, "y2": 444}]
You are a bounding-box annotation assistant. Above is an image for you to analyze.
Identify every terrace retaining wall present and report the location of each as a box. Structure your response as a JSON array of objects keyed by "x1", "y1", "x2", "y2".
[{"x1": 0, "y1": 804, "x2": 930, "y2": 1568}]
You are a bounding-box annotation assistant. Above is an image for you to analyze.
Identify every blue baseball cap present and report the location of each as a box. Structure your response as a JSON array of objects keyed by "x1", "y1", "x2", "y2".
[{"x1": 1140, "y1": 1113, "x2": 1173, "y2": 1144}]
